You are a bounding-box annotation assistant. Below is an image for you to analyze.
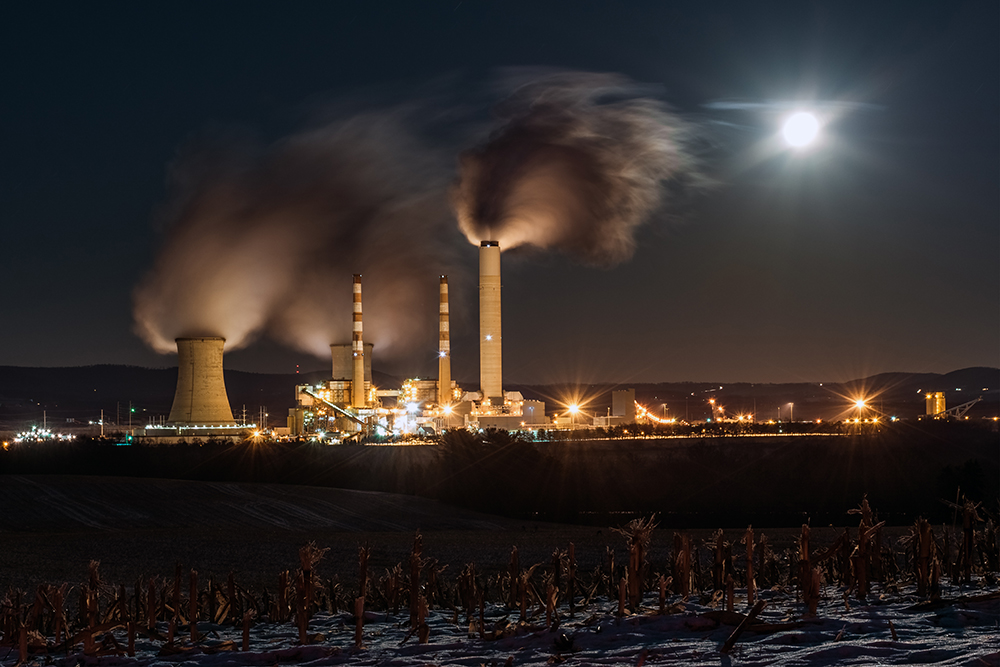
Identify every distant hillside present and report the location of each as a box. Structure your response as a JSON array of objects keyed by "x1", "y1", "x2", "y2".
[
  {"x1": 0, "y1": 365, "x2": 996, "y2": 428},
  {"x1": 0, "y1": 365, "x2": 401, "y2": 427},
  {"x1": 511, "y1": 367, "x2": 1000, "y2": 422}
]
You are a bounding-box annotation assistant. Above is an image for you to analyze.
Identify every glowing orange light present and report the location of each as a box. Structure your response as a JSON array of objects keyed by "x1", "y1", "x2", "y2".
[{"x1": 635, "y1": 402, "x2": 679, "y2": 425}]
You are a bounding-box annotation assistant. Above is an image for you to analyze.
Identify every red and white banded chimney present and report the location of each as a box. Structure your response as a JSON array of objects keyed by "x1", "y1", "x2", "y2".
[
  {"x1": 437, "y1": 275, "x2": 451, "y2": 406},
  {"x1": 352, "y1": 274, "x2": 366, "y2": 409}
]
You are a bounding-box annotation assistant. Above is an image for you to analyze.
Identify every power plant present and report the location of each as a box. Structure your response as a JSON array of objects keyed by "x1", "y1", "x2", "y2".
[
  {"x1": 84, "y1": 228, "x2": 964, "y2": 442},
  {"x1": 279, "y1": 258, "x2": 545, "y2": 440},
  {"x1": 139, "y1": 243, "x2": 550, "y2": 443},
  {"x1": 276, "y1": 240, "x2": 547, "y2": 441}
]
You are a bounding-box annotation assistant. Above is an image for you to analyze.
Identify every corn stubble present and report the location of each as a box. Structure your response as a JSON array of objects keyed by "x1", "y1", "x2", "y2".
[{"x1": 0, "y1": 496, "x2": 998, "y2": 660}]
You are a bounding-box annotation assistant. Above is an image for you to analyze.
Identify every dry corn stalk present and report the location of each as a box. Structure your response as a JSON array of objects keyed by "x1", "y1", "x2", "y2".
[
  {"x1": 613, "y1": 515, "x2": 657, "y2": 610},
  {"x1": 798, "y1": 524, "x2": 811, "y2": 598},
  {"x1": 915, "y1": 518, "x2": 934, "y2": 597},
  {"x1": 409, "y1": 533, "x2": 422, "y2": 629},
  {"x1": 417, "y1": 595, "x2": 429, "y2": 644},
  {"x1": 617, "y1": 576, "x2": 627, "y2": 620},
  {"x1": 298, "y1": 541, "x2": 328, "y2": 616},
  {"x1": 354, "y1": 596, "x2": 364, "y2": 649},
  {"x1": 357, "y1": 546, "x2": 370, "y2": 604},
  {"x1": 189, "y1": 569, "x2": 198, "y2": 643},
  {"x1": 745, "y1": 526, "x2": 756, "y2": 607},
  {"x1": 242, "y1": 609, "x2": 255, "y2": 651},
  {"x1": 673, "y1": 533, "x2": 692, "y2": 597},
  {"x1": 712, "y1": 530, "x2": 726, "y2": 592},
  {"x1": 508, "y1": 546, "x2": 520, "y2": 609}
]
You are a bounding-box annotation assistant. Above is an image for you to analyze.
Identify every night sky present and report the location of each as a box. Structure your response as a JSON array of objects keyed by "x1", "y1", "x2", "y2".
[{"x1": 2, "y1": 1, "x2": 997, "y2": 384}]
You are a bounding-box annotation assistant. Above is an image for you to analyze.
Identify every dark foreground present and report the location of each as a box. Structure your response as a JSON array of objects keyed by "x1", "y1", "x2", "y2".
[
  {"x1": 0, "y1": 476, "x2": 998, "y2": 667},
  {"x1": 2, "y1": 422, "x2": 997, "y2": 526}
]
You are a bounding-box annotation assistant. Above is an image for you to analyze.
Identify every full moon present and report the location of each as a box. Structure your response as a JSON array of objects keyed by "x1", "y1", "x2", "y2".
[{"x1": 782, "y1": 112, "x2": 820, "y2": 147}]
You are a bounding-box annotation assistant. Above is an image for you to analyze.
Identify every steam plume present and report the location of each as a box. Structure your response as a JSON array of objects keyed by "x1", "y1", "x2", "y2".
[
  {"x1": 133, "y1": 114, "x2": 457, "y2": 358},
  {"x1": 453, "y1": 72, "x2": 699, "y2": 265}
]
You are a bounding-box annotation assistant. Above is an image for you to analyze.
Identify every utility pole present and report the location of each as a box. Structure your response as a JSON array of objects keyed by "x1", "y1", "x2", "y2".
[{"x1": 100, "y1": 409, "x2": 104, "y2": 438}]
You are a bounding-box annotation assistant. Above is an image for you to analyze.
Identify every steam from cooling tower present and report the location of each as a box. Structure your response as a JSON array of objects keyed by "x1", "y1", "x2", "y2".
[
  {"x1": 453, "y1": 72, "x2": 700, "y2": 265},
  {"x1": 133, "y1": 113, "x2": 457, "y2": 359}
]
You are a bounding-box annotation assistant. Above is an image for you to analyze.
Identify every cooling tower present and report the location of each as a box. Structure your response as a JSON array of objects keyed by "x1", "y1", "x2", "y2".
[
  {"x1": 167, "y1": 337, "x2": 236, "y2": 425},
  {"x1": 352, "y1": 274, "x2": 366, "y2": 408},
  {"x1": 479, "y1": 241, "x2": 503, "y2": 405},
  {"x1": 438, "y1": 275, "x2": 451, "y2": 406}
]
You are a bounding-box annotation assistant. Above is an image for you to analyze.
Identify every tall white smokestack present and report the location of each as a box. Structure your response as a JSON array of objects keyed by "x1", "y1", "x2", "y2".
[
  {"x1": 352, "y1": 274, "x2": 366, "y2": 409},
  {"x1": 479, "y1": 241, "x2": 502, "y2": 405},
  {"x1": 167, "y1": 337, "x2": 236, "y2": 425},
  {"x1": 438, "y1": 275, "x2": 451, "y2": 406}
]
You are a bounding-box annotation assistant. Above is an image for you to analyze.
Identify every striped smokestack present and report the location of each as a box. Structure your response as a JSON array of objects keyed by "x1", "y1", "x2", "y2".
[
  {"x1": 479, "y1": 241, "x2": 502, "y2": 405},
  {"x1": 352, "y1": 274, "x2": 366, "y2": 409},
  {"x1": 437, "y1": 275, "x2": 451, "y2": 406}
]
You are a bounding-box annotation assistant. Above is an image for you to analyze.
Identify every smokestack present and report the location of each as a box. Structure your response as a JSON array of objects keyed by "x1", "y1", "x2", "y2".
[
  {"x1": 352, "y1": 274, "x2": 366, "y2": 408},
  {"x1": 438, "y1": 275, "x2": 451, "y2": 406},
  {"x1": 479, "y1": 241, "x2": 502, "y2": 405},
  {"x1": 167, "y1": 337, "x2": 236, "y2": 425}
]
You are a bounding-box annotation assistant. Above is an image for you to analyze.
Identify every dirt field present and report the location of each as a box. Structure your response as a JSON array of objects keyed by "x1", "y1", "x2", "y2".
[{"x1": 0, "y1": 475, "x2": 914, "y2": 593}]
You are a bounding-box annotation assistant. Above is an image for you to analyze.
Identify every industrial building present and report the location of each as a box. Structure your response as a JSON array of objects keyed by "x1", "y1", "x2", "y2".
[
  {"x1": 281, "y1": 252, "x2": 547, "y2": 442},
  {"x1": 925, "y1": 392, "x2": 946, "y2": 417},
  {"x1": 138, "y1": 238, "x2": 558, "y2": 443},
  {"x1": 592, "y1": 389, "x2": 637, "y2": 427}
]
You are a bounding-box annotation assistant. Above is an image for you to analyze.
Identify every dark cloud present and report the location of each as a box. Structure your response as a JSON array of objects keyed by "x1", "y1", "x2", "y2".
[
  {"x1": 453, "y1": 72, "x2": 702, "y2": 265},
  {"x1": 133, "y1": 112, "x2": 461, "y2": 359}
]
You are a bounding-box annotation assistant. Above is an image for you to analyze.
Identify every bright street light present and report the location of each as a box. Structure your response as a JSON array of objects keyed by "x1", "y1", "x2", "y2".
[{"x1": 567, "y1": 403, "x2": 580, "y2": 428}]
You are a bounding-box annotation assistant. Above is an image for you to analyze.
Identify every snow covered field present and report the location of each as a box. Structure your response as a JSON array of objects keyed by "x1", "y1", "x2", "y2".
[
  {"x1": 2, "y1": 476, "x2": 996, "y2": 666},
  {"x1": 4, "y1": 580, "x2": 997, "y2": 666}
]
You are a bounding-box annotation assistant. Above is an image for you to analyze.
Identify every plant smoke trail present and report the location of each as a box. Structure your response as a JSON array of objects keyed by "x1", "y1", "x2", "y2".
[
  {"x1": 452, "y1": 72, "x2": 700, "y2": 265},
  {"x1": 133, "y1": 114, "x2": 459, "y2": 359}
]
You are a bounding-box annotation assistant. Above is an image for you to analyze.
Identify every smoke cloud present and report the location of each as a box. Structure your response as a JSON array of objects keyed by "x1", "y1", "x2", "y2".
[
  {"x1": 135, "y1": 72, "x2": 700, "y2": 362},
  {"x1": 133, "y1": 113, "x2": 459, "y2": 358},
  {"x1": 453, "y1": 72, "x2": 700, "y2": 265}
]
